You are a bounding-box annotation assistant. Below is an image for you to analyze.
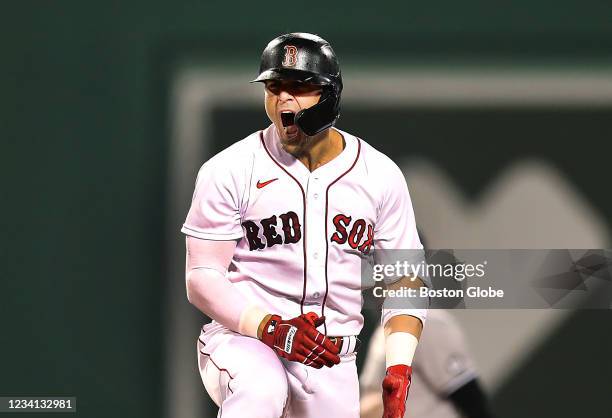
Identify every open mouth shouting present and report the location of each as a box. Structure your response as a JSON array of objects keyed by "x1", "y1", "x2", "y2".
[{"x1": 280, "y1": 111, "x2": 299, "y2": 139}]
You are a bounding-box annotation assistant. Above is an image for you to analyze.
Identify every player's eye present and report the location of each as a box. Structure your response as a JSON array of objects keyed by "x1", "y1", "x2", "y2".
[
  {"x1": 266, "y1": 82, "x2": 281, "y2": 94},
  {"x1": 289, "y1": 84, "x2": 306, "y2": 94},
  {"x1": 292, "y1": 84, "x2": 320, "y2": 95},
  {"x1": 265, "y1": 81, "x2": 321, "y2": 96}
]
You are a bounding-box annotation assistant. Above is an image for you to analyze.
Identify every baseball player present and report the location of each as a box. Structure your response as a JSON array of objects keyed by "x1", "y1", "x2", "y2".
[
  {"x1": 361, "y1": 310, "x2": 494, "y2": 418},
  {"x1": 181, "y1": 32, "x2": 426, "y2": 418}
]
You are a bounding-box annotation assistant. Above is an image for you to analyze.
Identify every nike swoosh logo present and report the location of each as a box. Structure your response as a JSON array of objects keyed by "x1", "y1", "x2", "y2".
[{"x1": 257, "y1": 178, "x2": 279, "y2": 189}]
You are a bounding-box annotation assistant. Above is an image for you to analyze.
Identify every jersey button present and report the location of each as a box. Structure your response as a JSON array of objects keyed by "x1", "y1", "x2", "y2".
[
  {"x1": 313, "y1": 252, "x2": 319, "y2": 259},
  {"x1": 313, "y1": 193, "x2": 319, "y2": 199},
  {"x1": 313, "y1": 292, "x2": 320, "y2": 298}
]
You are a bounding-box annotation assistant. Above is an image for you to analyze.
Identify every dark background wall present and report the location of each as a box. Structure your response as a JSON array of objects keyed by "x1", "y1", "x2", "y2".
[{"x1": 2, "y1": 2, "x2": 612, "y2": 417}]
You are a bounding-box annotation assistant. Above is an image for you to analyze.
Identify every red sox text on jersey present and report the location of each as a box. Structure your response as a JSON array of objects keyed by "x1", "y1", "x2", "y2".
[{"x1": 242, "y1": 212, "x2": 374, "y2": 255}]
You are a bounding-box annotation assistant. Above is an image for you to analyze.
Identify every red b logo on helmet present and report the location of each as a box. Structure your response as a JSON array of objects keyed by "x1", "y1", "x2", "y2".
[{"x1": 282, "y1": 45, "x2": 298, "y2": 67}]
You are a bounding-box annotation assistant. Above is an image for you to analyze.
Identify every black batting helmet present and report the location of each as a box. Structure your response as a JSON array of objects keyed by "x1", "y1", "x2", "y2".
[{"x1": 252, "y1": 33, "x2": 343, "y2": 136}]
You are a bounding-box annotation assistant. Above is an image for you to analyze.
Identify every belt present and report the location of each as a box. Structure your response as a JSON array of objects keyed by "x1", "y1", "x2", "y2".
[{"x1": 329, "y1": 335, "x2": 361, "y2": 355}]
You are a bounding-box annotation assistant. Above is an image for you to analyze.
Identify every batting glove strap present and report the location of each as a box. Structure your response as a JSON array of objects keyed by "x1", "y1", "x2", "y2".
[{"x1": 260, "y1": 314, "x2": 283, "y2": 349}]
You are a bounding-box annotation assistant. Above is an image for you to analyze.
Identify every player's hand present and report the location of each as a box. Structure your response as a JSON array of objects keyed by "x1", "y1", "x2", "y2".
[
  {"x1": 259, "y1": 312, "x2": 341, "y2": 368},
  {"x1": 382, "y1": 364, "x2": 412, "y2": 418}
]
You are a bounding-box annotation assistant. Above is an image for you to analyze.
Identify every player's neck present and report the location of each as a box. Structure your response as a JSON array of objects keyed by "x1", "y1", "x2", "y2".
[{"x1": 295, "y1": 129, "x2": 345, "y2": 172}]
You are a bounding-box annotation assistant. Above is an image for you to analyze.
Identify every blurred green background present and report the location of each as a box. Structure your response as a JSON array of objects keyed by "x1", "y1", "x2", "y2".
[{"x1": 2, "y1": 1, "x2": 612, "y2": 417}]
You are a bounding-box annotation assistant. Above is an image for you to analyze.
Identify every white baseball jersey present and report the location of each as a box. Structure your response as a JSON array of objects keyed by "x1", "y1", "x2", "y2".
[{"x1": 182, "y1": 124, "x2": 422, "y2": 337}]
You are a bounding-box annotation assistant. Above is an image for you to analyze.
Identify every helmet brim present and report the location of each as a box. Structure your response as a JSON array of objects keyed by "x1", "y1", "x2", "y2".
[{"x1": 250, "y1": 68, "x2": 333, "y2": 86}]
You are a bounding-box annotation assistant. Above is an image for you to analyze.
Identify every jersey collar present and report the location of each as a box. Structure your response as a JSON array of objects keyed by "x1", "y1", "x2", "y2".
[{"x1": 262, "y1": 124, "x2": 359, "y2": 182}]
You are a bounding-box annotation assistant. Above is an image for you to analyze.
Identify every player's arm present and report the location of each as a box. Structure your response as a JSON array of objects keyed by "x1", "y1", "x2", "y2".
[
  {"x1": 380, "y1": 320, "x2": 420, "y2": 418},
  {"x1": 185, "y1": 236, "x2": 340, "y2": 368},
  {"x1": 380, "y1": 276, "x2": 426, "y2": 418},
  {"x1": 182, "y1": 160, "x2": 270, "y2": 334},
  {"x1": 373, "y1": 159, "x2": 429, "y2": 418},
  {"x1": 384, "y1": 276, "x2": 425, "y2": 336},
  {"x1": 185, "y1": 236, "x2": 267, "y2": 338}
]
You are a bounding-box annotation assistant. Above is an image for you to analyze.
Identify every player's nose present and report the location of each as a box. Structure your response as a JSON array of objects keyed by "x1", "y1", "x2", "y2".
[{"x1": 277, "y1": 89, "x2": 294, "y2": 102}]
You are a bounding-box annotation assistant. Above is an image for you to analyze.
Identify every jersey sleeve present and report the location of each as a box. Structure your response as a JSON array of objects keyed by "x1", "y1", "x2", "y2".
[
  {"x1": 374, "y1": 164, "x2": 422, "y2": 252},
  {"x1": 181, "y1": 159, "x2": 244, "y2": 240},
  {"x1": 374, "y1": 163, "x2": 426, "y2": 289},
  {"x1": 414, "y1": 312, "x2": 478, "y2": 395}
]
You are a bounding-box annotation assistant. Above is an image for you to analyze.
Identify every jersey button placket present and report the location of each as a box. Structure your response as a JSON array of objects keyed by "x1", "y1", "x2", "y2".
[{"x1": 305, "y1": 175, "x2": 326, "y2": 307}]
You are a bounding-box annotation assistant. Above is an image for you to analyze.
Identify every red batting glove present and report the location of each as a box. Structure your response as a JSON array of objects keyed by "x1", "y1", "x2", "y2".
[
  {"x1": 382, "y1": 364, "x2": 412, "y2": 418},
  {"x1": 260, "y1": 312, "x2": 341, "y2": 369}
]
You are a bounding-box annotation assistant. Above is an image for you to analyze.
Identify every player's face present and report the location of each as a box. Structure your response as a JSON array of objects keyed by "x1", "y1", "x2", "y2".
[{"x1": 264, "y1": 79, "x2": 322, "y2": 153}]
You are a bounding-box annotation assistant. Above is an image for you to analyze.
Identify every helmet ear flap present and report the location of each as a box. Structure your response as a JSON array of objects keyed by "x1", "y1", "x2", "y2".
[{"x1": 295, "y1": 88, "x2": 340, "y2": 136}]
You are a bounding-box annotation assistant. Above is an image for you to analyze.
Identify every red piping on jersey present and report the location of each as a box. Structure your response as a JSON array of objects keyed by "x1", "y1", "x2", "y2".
[
  {"x1": 322, "y1": 138, "x2": 362, "y2": 335},
  {"x1": 259, "y1": 132, "x2": 309, "y2": 315}
]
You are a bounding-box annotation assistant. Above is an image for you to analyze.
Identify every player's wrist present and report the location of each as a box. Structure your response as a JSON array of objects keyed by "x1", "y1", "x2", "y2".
[
  {"x1": 385, "y1": 331, "x2": 419, "y2": 368},
  {"x1": 238, "y1": 305, "x2": 271, "y2": 339}
]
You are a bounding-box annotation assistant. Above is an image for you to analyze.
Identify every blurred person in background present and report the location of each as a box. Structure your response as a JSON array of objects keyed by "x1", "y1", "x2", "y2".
[{"x1": 361, "y1": 309, "x2": 494, "y2": 418}]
